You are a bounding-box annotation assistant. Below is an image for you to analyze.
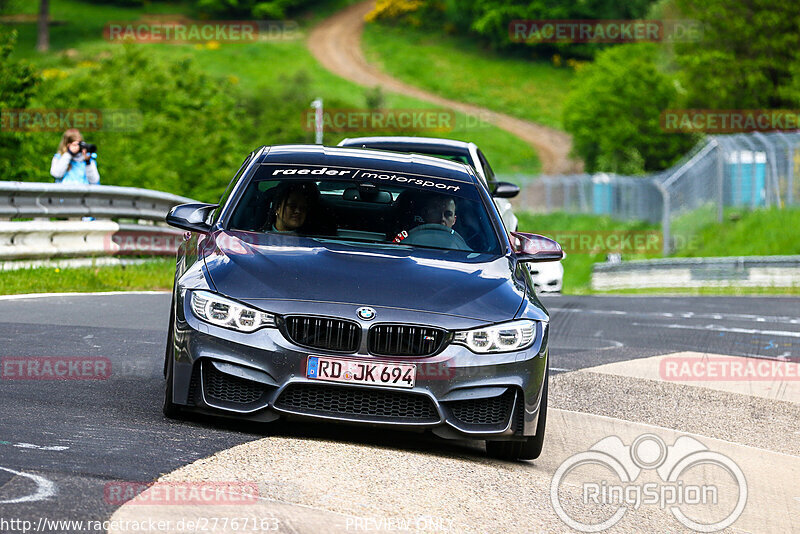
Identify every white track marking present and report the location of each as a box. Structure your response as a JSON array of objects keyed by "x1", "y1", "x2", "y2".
[
  {"x1": 631, "y1": 322, "x2": 800, "y2": 338},
  {"x1": 549, "y1": 307, "x2": 800, "y2": 325},
  {"x1": 11, "y1": 443, "x2": 69, "y2": 451},
  {"x1": 0, "y1": 466, "x2": 56, "y2": 504}
]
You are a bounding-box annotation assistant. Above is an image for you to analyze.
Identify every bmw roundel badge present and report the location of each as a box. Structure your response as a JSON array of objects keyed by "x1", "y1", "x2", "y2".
[{"x1": 357, "y1": 307, "x2": 376, "y2": 321}]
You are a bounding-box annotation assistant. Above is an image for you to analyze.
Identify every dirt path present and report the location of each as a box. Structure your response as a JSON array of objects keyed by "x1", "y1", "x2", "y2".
[{"x1": 307, "y1": 1, "x2": 582, "y2": 174}]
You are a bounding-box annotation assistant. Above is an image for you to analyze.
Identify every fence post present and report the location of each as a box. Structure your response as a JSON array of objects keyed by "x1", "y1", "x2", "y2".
[
  {"x1": 714, "y1": 137, "x2": 724, "y2": 222},
  {"x1": 753, "y1": 132, "x2": 780, "y2": 207},
  {"x1": 655, "y1": 180, "x2": 670, "y2": 256},
  {"x1": 775, "y1": 132, "x2": 795, "y2": 206}
]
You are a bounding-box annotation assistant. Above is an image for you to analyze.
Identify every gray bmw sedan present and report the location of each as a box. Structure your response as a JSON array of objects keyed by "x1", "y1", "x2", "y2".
[{"x1": 163, "y1": 145, "x2": 562, "y2": 460}]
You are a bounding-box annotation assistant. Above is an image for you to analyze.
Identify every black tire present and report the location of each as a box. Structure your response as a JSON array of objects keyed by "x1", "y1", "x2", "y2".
[
  {"x1": 162, "y1": 305, "x2": 182, "y2": 419},
  {"x1": 486, "y1": 368, "x2": 548, "y2": 461}
]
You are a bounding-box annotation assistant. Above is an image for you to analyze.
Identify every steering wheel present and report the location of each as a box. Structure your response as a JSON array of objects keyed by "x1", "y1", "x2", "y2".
[{"x1": 404, "y1": 223, "x2": 471, "y2": 251}]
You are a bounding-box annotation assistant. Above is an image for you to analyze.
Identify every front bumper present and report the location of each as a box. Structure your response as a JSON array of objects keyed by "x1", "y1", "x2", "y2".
[{"x1": 169, "y1": 293, "x2": 549, "y2": 441}]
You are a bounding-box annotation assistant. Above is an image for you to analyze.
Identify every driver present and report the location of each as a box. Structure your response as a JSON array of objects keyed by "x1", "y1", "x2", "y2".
[
  {"x1": 393, "y1": 194, "x2": 460, "y2": 244},
  {"x1": 420, "y1": 195, "x2": 457, "y2": 229}
]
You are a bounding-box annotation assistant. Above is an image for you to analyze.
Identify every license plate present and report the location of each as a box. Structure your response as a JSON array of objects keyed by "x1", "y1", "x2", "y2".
[{"x1": 306, "y1": 356, "x2": 416, "y2": 388}]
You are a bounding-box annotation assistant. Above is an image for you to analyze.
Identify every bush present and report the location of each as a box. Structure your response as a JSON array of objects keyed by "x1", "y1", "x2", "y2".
[
  {"x1": 194, "y1": 0, "x2": 320, "y2": 19},
  {"x1": 673, "y1": 0, "x2": 800, "y2": 109},
  {"x1": 367, "y1": 0, "x2": 659, "y2": 58},
  {"x1": 18, "y1": 47, "x2": 320, "y2": 201},
  {"x1": 0, "y1": 30, "x2": 39, "y2": 182},
  {"x1": 562, "y1": 43, "x2": 695, "y2": 174}
]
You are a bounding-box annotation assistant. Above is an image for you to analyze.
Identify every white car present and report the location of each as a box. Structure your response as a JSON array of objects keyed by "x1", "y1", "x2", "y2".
[{"x1": 338, "y1": 136, "x2": 564, "y2": 292}]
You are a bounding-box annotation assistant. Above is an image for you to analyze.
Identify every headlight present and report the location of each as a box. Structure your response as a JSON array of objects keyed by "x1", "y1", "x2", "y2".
[
  {"x1": 453, "y1": 320, "x2": 538, "y2": 353},
  {"x1": 190, "y1": 290, "x2": 275, "y2": 333}
]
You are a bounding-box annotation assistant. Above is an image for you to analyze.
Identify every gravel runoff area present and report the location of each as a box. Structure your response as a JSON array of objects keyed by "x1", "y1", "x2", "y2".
[
  {"x1": 551, "y1": 370, "x2": 800, "y2": 457},
  {"x1": 109, "y1": 370, "x2": 800, "y2": 533}
]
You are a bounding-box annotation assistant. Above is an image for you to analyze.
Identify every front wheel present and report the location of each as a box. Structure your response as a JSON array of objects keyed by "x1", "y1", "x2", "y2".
[
  {"x1": 163, "y1": 307, "x2": 182, "y2": 419},
  {"x1": 486, "y1": 369, "x2": 548, "y2": 461}
]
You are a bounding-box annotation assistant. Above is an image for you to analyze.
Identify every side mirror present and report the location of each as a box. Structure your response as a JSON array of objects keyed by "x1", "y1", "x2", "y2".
[
  {"x1": 510, "y1": 232, "x2": 563, "y2": 262},
  {"x1": 166, "y1": 203, "x2": 218, "y2": 234},
  {"x1": 492, "y1": 182, "x2": 520, "y2": 198}
]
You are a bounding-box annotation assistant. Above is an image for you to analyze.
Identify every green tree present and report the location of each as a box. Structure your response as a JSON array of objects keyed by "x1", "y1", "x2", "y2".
[
  {"x1": 195, "y1": 0, "x2": 314, "y2": 19},
  {"x1": 19, "y1": 47, "x2": 320, "y2": 200},
  {"x1": 370, "y1": 0, "x2": 659, "y2": 57},
  {"x1": 563, "y1": 43, "x2": 695, "y2": 173},
  {"x1": 0, "y1": 30, "x2": 40, "y2": 181},
  {"x1": 673, "y1": 0, "x2": 800, "y2": 108}
]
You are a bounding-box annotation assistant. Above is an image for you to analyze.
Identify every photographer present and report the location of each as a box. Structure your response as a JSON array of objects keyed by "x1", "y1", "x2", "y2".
[{"x1": 50, "y1": 128, "x2": 100, "y2": 184}]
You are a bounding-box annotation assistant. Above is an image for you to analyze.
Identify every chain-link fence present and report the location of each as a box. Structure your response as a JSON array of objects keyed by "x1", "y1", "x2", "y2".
[{"x1": 503, "y1": 131, "x2": 800, "y2": 255}]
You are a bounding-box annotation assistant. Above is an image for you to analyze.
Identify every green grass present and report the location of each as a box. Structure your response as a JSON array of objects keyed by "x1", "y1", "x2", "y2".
[
  {"x1": 362, "y1": 22, "x2": 575, "y2": 129},
  {"x1": 0, "y1": 259, "x2": 175, "y2": 295},
  {"x1": 516, "y1": 211, "x2": 659, "y2": 293},
  {"x1": 594, "y1": 286, "x2": 800, "y2": 296},
  {"x1": 5, "y1": 0, "x2": 540, "y2": 174},
  {"x1": 521, "y1": 208, "x2": 800, "y2": 295},
  {"x1": 672, "y1": 207, "x2": 800, "y2": 257}
]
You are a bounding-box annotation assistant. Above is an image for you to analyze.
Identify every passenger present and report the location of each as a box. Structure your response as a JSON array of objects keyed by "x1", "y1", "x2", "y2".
[{"x1": 264, "y1": 182, "x2": 318, "y2": 234}]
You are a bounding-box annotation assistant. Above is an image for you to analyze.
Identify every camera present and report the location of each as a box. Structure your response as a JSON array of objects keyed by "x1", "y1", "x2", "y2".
[{"x1": 79, "y1": 141, "x2": 97, "y2": 153}]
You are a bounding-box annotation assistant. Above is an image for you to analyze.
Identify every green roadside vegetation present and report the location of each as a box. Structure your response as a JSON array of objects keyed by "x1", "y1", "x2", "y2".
[
  {"x1": 672, "y1": 208, "x2": 800, "y2": 258},
  {"x1": 3, "y1": 0, "x2": 540, "y2": 201},
  {"x1": 0, "y1": 259, "x2": 175, "y2": 295},
  {"x1": 361, "y1": 23, "x2": 574, "y2": 129},
  {"x1": 517, "y1": 207, "x2": 800, "y2": 294},
  {"x1": 516, "y1": 211, "x2": 659, "y2": 293},
  {"x1": 2, "y1": 207, "x2": 797, "y2": 296},
  {"x1": 595, "y1": 286, "x2": 800, "y2": 296}
]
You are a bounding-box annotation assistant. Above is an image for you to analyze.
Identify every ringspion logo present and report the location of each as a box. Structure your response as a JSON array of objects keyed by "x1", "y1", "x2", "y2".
[{"x1": 551, "y1": 433, "x2": 747, "y2": 532}]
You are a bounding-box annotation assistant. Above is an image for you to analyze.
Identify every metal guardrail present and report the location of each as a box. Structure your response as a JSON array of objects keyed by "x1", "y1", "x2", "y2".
[
  {"x1": 592, "y1": 255, "x2": 800, "y2": 290},
  {"x1": 0, "y1": 181, "x2": 195, "y2": 221},
  {"x1": 0, "y1": 181, "x2": 194, "y2": 262}
]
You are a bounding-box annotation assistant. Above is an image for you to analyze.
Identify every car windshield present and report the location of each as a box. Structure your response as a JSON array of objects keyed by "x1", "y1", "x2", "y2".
[
  {"x1": 414, "y1": 152, "x2": 470, "y2": 166},
  {"x1": 226, "y1": 163, "x2": 502, "y2": 255}
]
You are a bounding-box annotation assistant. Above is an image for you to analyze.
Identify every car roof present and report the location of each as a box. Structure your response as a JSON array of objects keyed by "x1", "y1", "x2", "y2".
[
  {"x1": 257, "y1": 144, "x2": 478, "y2": 184},
  {"x1": 338, "y1": 136, "x2": 475, "y2": 157}
]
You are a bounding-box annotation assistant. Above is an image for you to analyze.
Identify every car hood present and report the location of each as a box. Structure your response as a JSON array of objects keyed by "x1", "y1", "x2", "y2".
[{"x1": 201, "y1": 231, "x2": 526, "y2": 322}]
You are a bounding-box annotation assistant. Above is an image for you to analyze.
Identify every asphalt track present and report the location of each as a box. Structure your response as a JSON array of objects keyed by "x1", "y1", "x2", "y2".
[{"x1": 0, "y1": 292, "x2": 798, "y2": 532}]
